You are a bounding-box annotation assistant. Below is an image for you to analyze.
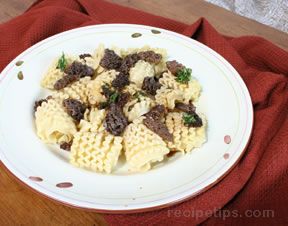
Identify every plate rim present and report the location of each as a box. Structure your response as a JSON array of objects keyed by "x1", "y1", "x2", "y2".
[{"x1": 0, "y1": 23, "x2": 254, "y2": 213}]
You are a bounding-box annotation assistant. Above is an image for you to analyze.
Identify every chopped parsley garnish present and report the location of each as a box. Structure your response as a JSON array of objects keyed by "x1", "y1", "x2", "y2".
[
  {"x1": 57, "y1": 52, "x2": 67, "y2": 72},
  {"x1": 182, "y1": 112, "x2": 203, "y2": 127},
  {"x1": 109, "y1": 92, "x2": 119, "y2": 103},
  {"x1": 176, "y1": 67, "x2": 192, "y2": 84},
  {"x1": 183, "y1": 112, "x2": 197, "y2": 125},
  {"x1": 99, "y1": 83, "x2": 120, "y2": 108}
]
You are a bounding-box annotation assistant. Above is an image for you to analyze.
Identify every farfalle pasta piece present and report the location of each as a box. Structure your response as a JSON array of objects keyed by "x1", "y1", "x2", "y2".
[
  {"x1": 123, "y1": 117, "x2": 169, "y2": 171},
  {"x1": 155, "y1": 86, "x2": 184, "y2": 109},
  {"x1": 159, "y1": 71, "x2": 201, "y2": 103},
  {"x1": 52, "y1": 77, "x2": 91, "y2": 104},
  {"x1": 165, "y1": 112, "x2": 206, "y2": 153},
  {"x1": 78, "y1": 107, "x2": 106, "y2": 133},
  {"x1": 123, "y1": 96, "x2": 155, "y2": 122},
  {"x1": 129, "y1": 60, "x2": 155, "y2": 87},
  {"x1": 41, "y1": 55, "x2": 76, "y2": 89},
  {"x1": 70, "y1": 131, "x2": 123, "y2": 173},
  {"x1": 35, "y1": 98, "x2": 77, "y2": 144},
  {"x1": 87, "y1": 70, "x2": 118, "y2": 104}
]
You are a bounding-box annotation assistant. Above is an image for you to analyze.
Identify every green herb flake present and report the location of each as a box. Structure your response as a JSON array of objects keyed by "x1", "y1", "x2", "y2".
[
  {"x1": 176, "y1": 67, "x2": 192, "y2": 84},
  {"x1": 109, "y1": 92, "x2": 119, "y2": 103},
  {"x1": 183, "y1": 113, "x2": 196, "y2": 125},
  {"x1": 17, "y1": 71, "x2": 24, "y2": 80},
  {"x1": 57, "y1": 52, "x2": 67, "y2": 72},
  {"x1": 16, "y1": 61, "x2": 24, "y2": 66}
]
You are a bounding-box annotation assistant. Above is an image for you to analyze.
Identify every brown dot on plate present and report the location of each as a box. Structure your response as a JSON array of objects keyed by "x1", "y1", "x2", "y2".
[
  {"x1": 139, "y1": 186, "x2": 142, "y2": 189},
  {"x1": 151, "y1": 29, "x2": 161, "y2": 34},
  {"x1": 131, "y1": 33, "x2": 142, "y2": 38},
  {"x1": 17, "y1": 71, "x2": 24, "y2": 80},
  {"x1": 132, "y1": 198, "x2": 136, "y2": 200},
  {"x1": 56, "y1": 182, "x2": 73, "y2": 188},
  {"x1": 15, "y1": 61, "x2": 24, "y2": 66},
  {"x1": 29, "y1": 176, "x2": 43, "y2": 182},
  {"x1": 223, "y1": 153, "x2": 229, "y2": 159},
  {"x1": 224, "y1": 135, "x2": 231, "y2": 144}
]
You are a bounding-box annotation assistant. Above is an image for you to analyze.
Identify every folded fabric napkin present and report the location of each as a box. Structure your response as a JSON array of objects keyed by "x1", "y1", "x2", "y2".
[{"x1": 0, "y1": 0, "x2": 287, "y2": 225}]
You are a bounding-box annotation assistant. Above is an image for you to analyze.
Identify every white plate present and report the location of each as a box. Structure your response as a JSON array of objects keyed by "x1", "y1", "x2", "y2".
[{"x1": 0, "y1": 24, "x2": 253, "y2": 213}]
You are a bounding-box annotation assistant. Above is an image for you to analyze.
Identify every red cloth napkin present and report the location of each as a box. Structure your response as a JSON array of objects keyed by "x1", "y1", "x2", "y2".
[{"x1": 1, "y1": 0, "x2": 287, "y2": 225}]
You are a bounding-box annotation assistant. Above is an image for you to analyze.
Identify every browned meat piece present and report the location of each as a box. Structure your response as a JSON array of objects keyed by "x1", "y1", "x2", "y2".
[
  {"x1": 119, "y1": 53, "x2": 140, "y2": 74},
  {"x1": 166, "y1": 60, "x2": 184, "y2": 75},
  {"x1": 34, "y1": 96, "x2": 52, "y2": 113},
  {"x1": 104, "y1": 104, "x2": 128, "y2": 136},
  {"x1": 54, "y1": 74, "x2": 79, "y2": 90},
  {"x1": 62, "y1": 99, "x2": 87, "y2": 122},
  {"x1": 175, "y1": 102, "x2": 196, "y2": 114},
  {"x1": 54, "y1": 61, "x2": 94, "y2": 90},
  {"x1": 116, "y1": 92, "x2": 131, "y2": 108},
  {"x1": 145, "y1": 105, "x2": 167, "y2": 120},
  {"x1": 60, "y1": 141, "x2": 72, "y2": 151},
  {"x1": 143, "y1": 117, "x2": 173, "y2": 142},
  {"x1": 98, "y1": 91, "x2": 130, "y2": 110},
  {"x1": 138, "y1": 51, "x2": 162, "y2": 64},
  {"x1": 34, "y1": 98, "x2": 48, "y2": 112},
  {"x1": 112, "y1": 72, "x2": 130, "y2": 90},
  {"x1": 100, "y1": 49, "x2": 122, "y2": 70},
  {"x1": 79, "y1": 53, "x2": 92, "y2": 60},
  {"x1": 143, "y1": 105, "x2": 172, "y2": 142},
  {"x1": 142, "y1": 76, "x2": 162, "y2": 95},
  {"x1": 166, "y1": 149, "x2": 178, "y2": 158},
  {"x1": 65, "y1": 61, "x2": 94, "y2": 77}
]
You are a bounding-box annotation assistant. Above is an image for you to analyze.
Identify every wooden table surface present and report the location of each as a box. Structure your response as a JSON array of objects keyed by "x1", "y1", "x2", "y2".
[{"x1": 0, "y1": 0, "x2": 287, "y2": 225}]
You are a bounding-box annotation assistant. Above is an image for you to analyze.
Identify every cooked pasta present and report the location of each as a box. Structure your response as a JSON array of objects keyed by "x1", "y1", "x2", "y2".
[
  {"x1": 35, "y1": 44, "x2": 207, "y2": 174},
  {"x1": 35, "y1": 98, "x2": 77, "y2": 144},
  {"x1": 70, "y1": 131, "x2": 123, "y2": 173},
  {"x1": 165, "y1": 112, "x2": 206, "y2": 152},
  {"x1": 155, "y1": 86, "x2": 184, "y2": 109},
  {"x1": 123, "y1": 83, "x2": 141, "y2": 96},
  {"x1": 129, "y1": 60, "x2": 155, "y2": 87},
  {"x1": 122, "y1": 45, "x2": 167, "y2": 75},
  {"x1": 159, "y1": 71, "x2": 201, "y2": 103},
  {"x1": 78, "y1": 108, "x2": 106, "y2": 133},
  {"x1": 87, "y1": 70, "x2": 118, "y2": 104},
  {"x1": 86, "y1": 43, "x2": 105, "y2": 71},
  {"x1": 123, "y1": 117, "x2": 169, "y2": 171},
  {"x1": 123, "y1": 96, "x2": 155, "y2": 122},
  {"x1": 52, "y1": 77, "x2": 91, "y2": 103}
]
